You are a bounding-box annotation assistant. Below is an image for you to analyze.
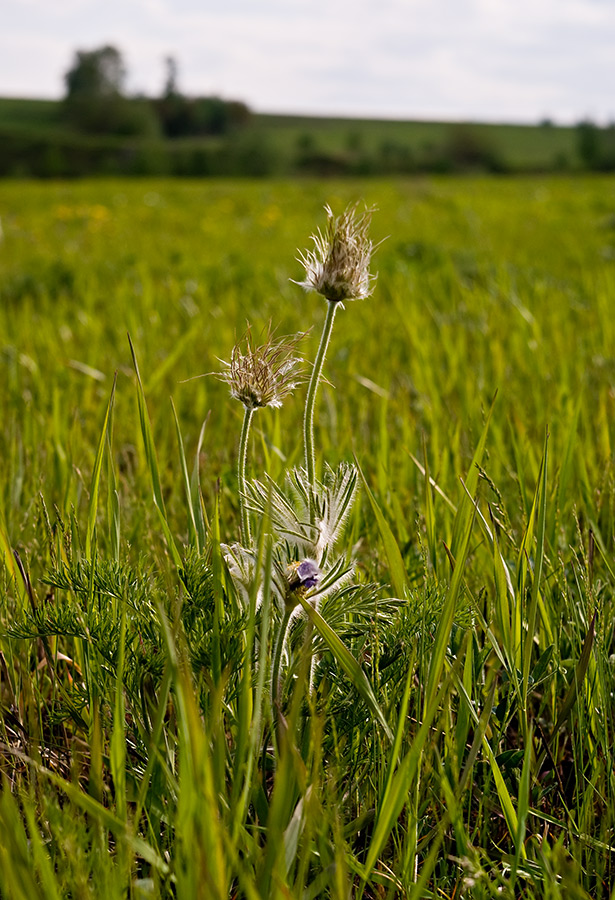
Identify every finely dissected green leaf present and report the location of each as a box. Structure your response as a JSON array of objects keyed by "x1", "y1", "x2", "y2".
[
  {"x1": 296, "y1": 593, "x2": 392, "y2": 741},
  {"x1": 85, "y1": 373, "x2": 116, "y2": 559},
  {"x1": 354, "y1": 454, "x2": 409, "y2": 599}
]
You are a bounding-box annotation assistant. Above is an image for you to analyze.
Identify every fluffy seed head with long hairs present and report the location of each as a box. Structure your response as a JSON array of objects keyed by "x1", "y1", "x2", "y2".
[
  {"x1": 219, "y1": 326, "x2": 307, "y2": 410},
  {"x1": 296, "y1": 202, "x2": 377, "y2": 304}
]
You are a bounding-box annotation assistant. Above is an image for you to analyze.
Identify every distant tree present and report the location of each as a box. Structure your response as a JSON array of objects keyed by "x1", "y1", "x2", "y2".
[
  {"x1": 599, "y1": 124, "x2": 615, "y2": 170},
  {"x1": 154, "y1": 55, "x2": 251, "y2": 139},
  {"x1": 576, "y1": 119, "x2": 615, "y2": 171},
  {"x1": 576, "y1": 119, "x2": 600, "y2": 169},
  {"x1": 64, "y1": 45, "x2": 126, "y2": 100},
  {"x1": 62, "y1": 45, "x2": 159, "y2": 137},
  {"x1": 163, "y1": 56, "x2": 180, "y2": 99}
]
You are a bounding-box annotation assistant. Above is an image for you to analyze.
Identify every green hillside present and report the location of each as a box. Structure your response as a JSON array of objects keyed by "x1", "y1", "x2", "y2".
[
  {"x1": 255, "y1": 112, "x2": 578, "y2": 170},
  {"x1": 0, "y1": 96, "x2": 601, "y2": 176}
]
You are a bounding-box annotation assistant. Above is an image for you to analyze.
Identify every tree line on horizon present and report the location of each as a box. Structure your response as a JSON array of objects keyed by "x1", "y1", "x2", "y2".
[
  {"x1": 62, "y1": 45, "x2": 251, "y2": 139},
  {"x1": 1, "y1": 44, "x2": 614, "y2": 177}
]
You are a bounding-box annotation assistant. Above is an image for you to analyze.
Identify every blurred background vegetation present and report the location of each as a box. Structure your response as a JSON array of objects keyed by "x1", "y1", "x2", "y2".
[{"x1": 1, "y1": 43, "x2": 615, "y2": 179}]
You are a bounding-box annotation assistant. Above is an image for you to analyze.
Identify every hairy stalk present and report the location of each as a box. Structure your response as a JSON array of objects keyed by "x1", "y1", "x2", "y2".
[
  {"x1": 304, "y1": 299, "x2": 338, "y2": 498},
  {"x1": 238, "y1": 406, "x2": 255, "y2": 544}
]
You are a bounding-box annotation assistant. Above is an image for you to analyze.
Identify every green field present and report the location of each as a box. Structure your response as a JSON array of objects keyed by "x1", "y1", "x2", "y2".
[{"x1": 1, "y1": 175, "x2": 615, "y2": 897}]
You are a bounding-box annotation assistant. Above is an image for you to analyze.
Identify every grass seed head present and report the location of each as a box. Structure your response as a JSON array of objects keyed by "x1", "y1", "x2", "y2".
[
  {"x1": 219, "y1": 325, "x2": 307, "y2": 410},
  {"x1": 296, "y1": 202, "x2": 377, "y2": 304}
]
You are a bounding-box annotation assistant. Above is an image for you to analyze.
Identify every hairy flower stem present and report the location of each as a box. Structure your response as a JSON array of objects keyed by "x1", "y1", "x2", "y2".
[
  {"x1": 304, "y1": 299, "x2": 338, "y2": 504},
  {"x1": 238, "y1": 406, "x2": 255, "y2": 544},
  {"x1": 271, "y1": 607, "x2": 292, "y2": 727}
]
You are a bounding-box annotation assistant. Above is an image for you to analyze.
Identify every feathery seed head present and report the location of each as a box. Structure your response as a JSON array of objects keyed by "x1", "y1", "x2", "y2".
[
  {"x1": 219, "y1": 326, "x2": 307, "y2": 410},
  {"x1": 296, "y1": 202, "x2": 377, "y2": 304}
]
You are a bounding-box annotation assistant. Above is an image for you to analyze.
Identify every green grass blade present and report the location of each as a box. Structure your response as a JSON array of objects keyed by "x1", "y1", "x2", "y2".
[
  {"x1": 85, "y1": 373, "x2": 116, "y2": 559},
  {"x1": 552, "y1": 395, "x2": 581, "y2": 547},
  {"x1": 354, "y1": 454, "x2": 409, "y2": 599},
  {"x1": 522, "y1": 431, "x2": 548, "y2": 720},
  {"x1": 511, "y1": 725, "x2": 533, "y2": 884},
  {"x1": 191, "y1": 412, "x2": 210, "y2": 546},
  {"x1": 128, "y1": 334, "x2": 182, "y2": 569},
  {"x1": 424, "y1": 495, "x2": 476, "y2": 714},
  {"x1": 449, "y1": 392, "x2": 496, "y2": 560},
  {"x1": 171, "y1": 396, "x2": 199, "y2": 549},
  {"x1": 550, "y1": 612, "x2": 596, "y2": 741},
  {"x1": 482, "y1": 736, "x2": 523, "y2": 857},
  {"x1": 362, "y1": 672, "x2": 454, "y2": 879},
  {"x1": 381, "y1": 661, "x2": 415, "y2": 803},
  {"x1": 106, "y1": 427, "x2": 120, "y2": 563},
  {"x1": 422, "y1": 436, "x2": 438, "y2": 574},
  {"x1": 491, "y1": 505, "x2": 513, "y2": 658},
  {"x1": 110, "y1": 601, "x2": 127, "y2": 824},
  {"x1": 2, "y1": 747, "x2": 169, "y2": 875}
]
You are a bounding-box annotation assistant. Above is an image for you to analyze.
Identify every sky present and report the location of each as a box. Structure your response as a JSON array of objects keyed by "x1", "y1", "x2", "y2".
[{"x1": 3, "y1": 0, "x2": 615, "y2": 125}]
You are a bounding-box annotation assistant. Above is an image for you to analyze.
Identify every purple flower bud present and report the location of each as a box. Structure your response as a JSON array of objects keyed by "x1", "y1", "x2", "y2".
[
  {"x1": 296, "y1": 559, "x2": 320, "y2": 589},
  {"x1": 286, "y1": 558, "x2": 320, "y2": 596}
]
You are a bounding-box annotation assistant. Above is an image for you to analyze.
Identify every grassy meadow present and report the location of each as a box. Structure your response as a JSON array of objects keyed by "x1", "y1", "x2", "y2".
[{"x1": 1, "y1": 174, "x2": 615, "y2": 898}]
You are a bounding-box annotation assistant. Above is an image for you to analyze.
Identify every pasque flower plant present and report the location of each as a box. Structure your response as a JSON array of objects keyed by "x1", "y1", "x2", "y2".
[{"x1": 220, "y1": 202, "x2": 380, "y2": 722}]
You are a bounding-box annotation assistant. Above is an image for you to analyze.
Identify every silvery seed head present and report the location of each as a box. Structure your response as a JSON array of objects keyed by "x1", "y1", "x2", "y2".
[
  {"x1": 219, "y1": 326, "x2": 307, "y2": 410},
  {"x1": 296, "y1": 202, "x2": 377, "y2": 304}
]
